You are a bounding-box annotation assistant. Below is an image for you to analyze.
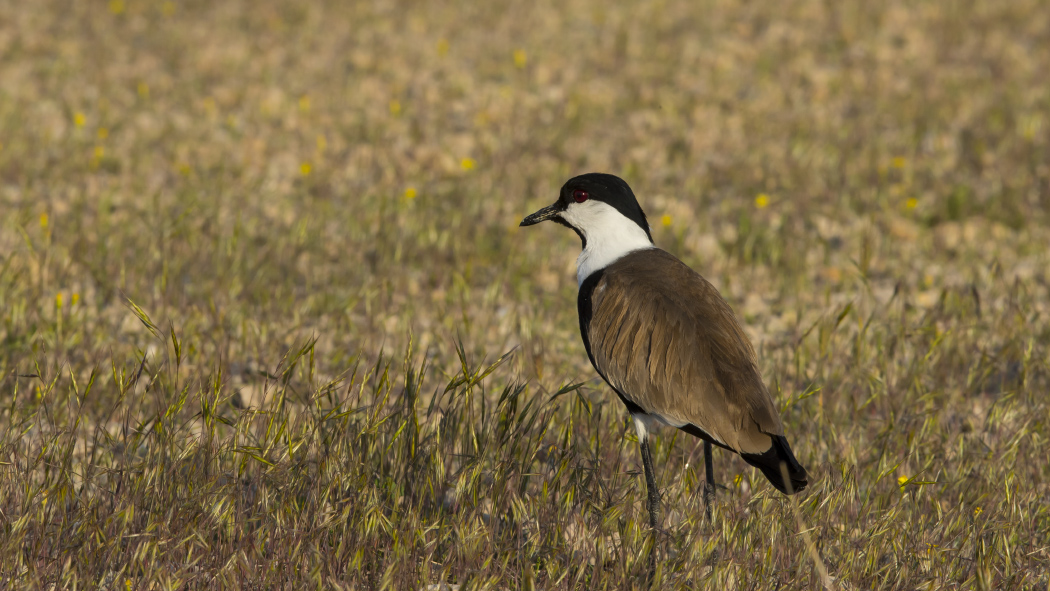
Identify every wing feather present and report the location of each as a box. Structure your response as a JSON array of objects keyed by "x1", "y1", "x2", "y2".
[{"x1": 584, "y1": 249, "x2": 783, "y2": 454}]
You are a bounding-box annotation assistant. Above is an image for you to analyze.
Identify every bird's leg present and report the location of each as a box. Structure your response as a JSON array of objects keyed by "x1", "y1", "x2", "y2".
[
  {"x1": 704, "y1": 440, "x2": 715, "y2": 521},
  {"x1": 639, "y1": 436, "x2": 660, "y2": 579},
  {"x1": 639, "y1": 437, "x2": 660, "y2": 529}
]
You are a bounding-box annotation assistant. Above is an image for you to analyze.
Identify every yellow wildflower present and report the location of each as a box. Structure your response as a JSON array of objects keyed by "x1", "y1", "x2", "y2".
[
  {"x1": 460, "y1": 157, "x2": 475, "y2": 171},
  {"x1": 137, "y1": 82, "x2": 150, "y2": 99},
  {"x1": 897, "y1": 475, "x2": 909, "y2": 489},
  {"x1": 298, "y1": 95, "x2": 310, "y2": 113},
  {"x1": 40, "y1": 213, "x2": 48, "y2": 229},
  {"x1": 437, "y1": 39, "x2": 449, "y2": 57},
  {"x1": 974, "y1": 506, "x2": 982, "y2": 517},
  {"x1": 754, "y1": 193, "x2": 769, "y2": 209},
  {"x1": 389, "y1": 99, "x2": 401, "y2": 116},
  {"x1": 74, "y1": 112, "x2": 86, "y2": 127},
  {"x1": 404, "y1": 187, "x2": 417, "y2": 199},
  {"x1": 513, "y1": 49, "x2": 527, "y2": 69},
  {"x1": 109, "y1": 0, "x2": 125, "y2": 15},
  {"x1": 300, "y1": 162, "x2": 312, "y2": 176},
  {"x1": 72, "y1": 293, "x2": 80, "y2": 306},
  {"x1": 660, "y1": 214, "x2": 671, "y2": 227},
  {"x1": 97, "y1": 127, "x2": 109, "y2": 140},
  {"x1": 56, "y1": 293, "x2": 63, "y2": 309},
  {"x1": 892, "y1": 156, "x2": 906, "y2": 169},
  {"x1": 905, "y1": 198, "x2": 918, "y2": 209}
]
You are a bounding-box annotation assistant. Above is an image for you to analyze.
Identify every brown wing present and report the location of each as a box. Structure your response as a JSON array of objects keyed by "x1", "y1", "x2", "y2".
[{"x1": 583, "y1": 249, "x2": 783, "y2": 454}]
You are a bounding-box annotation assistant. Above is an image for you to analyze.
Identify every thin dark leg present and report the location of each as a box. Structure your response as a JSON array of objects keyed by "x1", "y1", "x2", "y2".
[
  {"x1": 704, "y1": 441, "x2": 715, "y2": 521},
  {"x1": 640, "y1": 438, "x2": 660, "y2": 581}
]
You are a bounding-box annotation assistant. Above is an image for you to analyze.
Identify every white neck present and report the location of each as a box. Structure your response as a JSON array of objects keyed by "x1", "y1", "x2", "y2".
[{"x1": 560, "y1": 201, "x2": 654, "y2": 285}]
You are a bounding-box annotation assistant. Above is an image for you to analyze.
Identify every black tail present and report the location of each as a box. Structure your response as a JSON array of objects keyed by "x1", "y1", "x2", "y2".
[{"x1": 741, "y1": 435, "x2": 808, "y2": 495}]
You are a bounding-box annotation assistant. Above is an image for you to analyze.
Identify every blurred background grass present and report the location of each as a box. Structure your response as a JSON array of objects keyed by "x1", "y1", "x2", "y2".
[{"x1": 1, "y1": 0, "x2": 1049, "y2": 588}]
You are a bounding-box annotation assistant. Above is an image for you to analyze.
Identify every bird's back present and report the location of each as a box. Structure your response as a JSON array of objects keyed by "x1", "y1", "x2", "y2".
[{"x1": 578, "y1": 248, "x2": 783, "y2": 455}]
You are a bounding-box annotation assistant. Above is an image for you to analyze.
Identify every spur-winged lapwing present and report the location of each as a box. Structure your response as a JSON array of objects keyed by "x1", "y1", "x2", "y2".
[{"x1": 520, "y1": 173, "x2": 808, "y2": 536}]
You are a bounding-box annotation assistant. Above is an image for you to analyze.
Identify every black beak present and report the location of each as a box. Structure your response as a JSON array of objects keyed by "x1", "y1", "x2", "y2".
[{"x1": 520, "y1": 203, "x2": 562, "y2": 227}]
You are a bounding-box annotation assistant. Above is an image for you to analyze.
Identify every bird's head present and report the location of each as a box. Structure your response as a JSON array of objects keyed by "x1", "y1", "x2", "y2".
[{"x1": 520, "y1": 173, "x2": 653, "y2": 249}]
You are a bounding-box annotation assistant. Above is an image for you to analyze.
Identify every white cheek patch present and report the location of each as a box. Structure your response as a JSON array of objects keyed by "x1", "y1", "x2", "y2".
[{"x1": 561, "y1": 201, "x2": 653, "y2": 285}]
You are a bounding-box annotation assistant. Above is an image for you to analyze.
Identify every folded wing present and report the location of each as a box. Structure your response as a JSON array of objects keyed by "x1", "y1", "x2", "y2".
[{"x1": 579, "y1": 249, "x2": 785, "y2": 456}]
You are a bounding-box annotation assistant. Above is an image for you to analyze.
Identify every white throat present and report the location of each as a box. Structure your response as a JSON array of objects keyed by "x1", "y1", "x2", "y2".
[{"x1": 560, "y1": 201, "x2": 654, "y2": 285}]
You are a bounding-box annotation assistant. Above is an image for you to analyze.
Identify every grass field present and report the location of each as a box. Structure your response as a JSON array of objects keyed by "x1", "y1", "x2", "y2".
[{"x1": 2, "y1": 0, "x2": 1049, "y2": 588}]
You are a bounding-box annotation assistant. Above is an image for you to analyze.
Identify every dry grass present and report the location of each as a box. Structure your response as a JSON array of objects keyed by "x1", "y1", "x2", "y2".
[{"x1": 1, "y1": 0, "x2": 1049, "y2": 588}]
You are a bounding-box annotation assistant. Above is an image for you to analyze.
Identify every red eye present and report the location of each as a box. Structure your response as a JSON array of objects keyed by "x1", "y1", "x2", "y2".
[{"x1": 572, "y1": 189, "x2": 589, "y2": 203}]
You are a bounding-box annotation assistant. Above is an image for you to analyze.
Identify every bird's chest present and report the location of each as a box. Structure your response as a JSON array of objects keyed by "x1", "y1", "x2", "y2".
[
  {"x1": 576, "y1": 243, "x2": 654, "y2": 286},
  {"x1": 575, "y1": 249, "x2": 601, "y2": 286}
]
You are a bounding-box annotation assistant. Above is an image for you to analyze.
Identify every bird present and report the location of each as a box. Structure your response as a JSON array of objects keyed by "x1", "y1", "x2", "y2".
[{"x1": 519, "y1": 173, "x2": 808, "y2": 557}]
